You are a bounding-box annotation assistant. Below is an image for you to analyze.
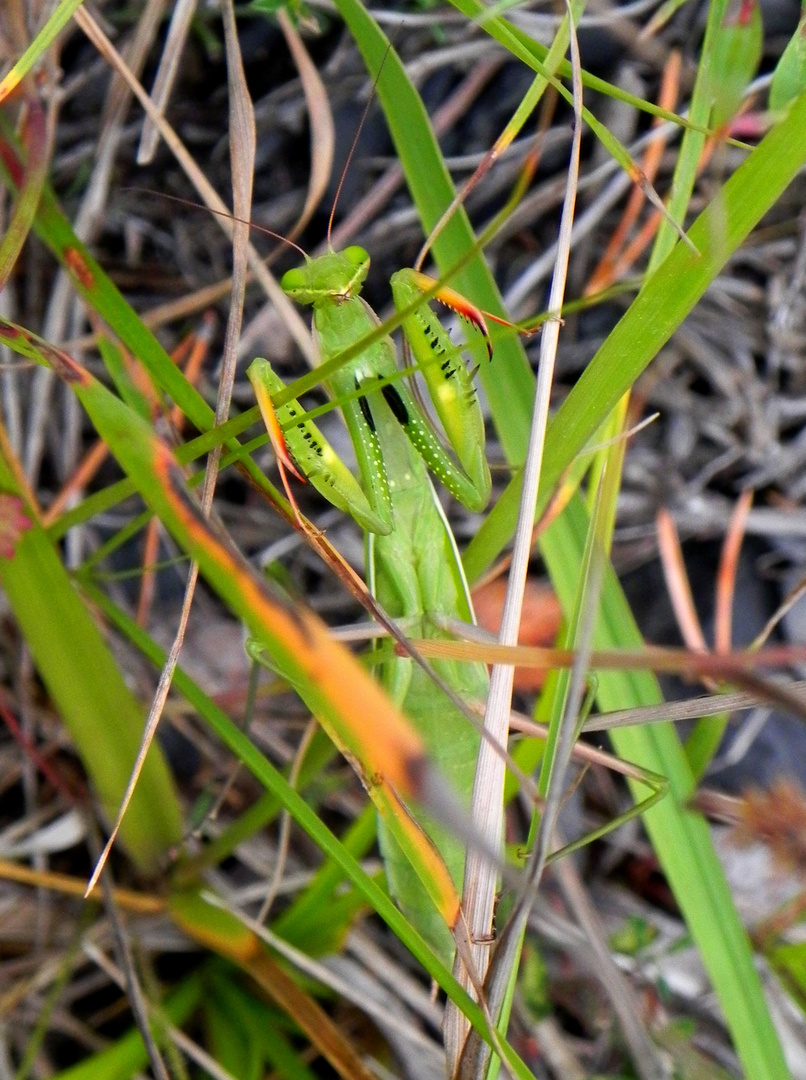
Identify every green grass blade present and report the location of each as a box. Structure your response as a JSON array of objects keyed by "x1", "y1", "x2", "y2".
[
  {"x1": 542, "y1": 495, "x2": 790, "y2": 1080},
  {"x1": 465, "y1": 85, "x2": 806, "y2": 581},
  {"x1": 0, "y1": 0, "x2": 86, "y2": 105},
  {"x1": 0, "y1": 101, "x2": 47, "y2": 290},
  {"x1": 769, "y1": 11, "x2": 806, "y2": 111},
  {"x1": 650, "y1": 0, "x2": 726, "y2": 269},
  {"x1": 0, "y1": 439, "x2": 183, "y2": 871}
]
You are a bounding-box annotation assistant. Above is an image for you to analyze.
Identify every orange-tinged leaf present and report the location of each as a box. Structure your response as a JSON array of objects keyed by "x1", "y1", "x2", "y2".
[
  {"x1": 251, "y1": 366, "x2": 307, "y2": 482},
  {"x1": 408, "y1": 270, "x2": 493, "y2": 358}
]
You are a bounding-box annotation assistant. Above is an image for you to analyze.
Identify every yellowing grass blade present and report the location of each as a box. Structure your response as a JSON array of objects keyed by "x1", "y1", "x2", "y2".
[{"x1": 17, "y1": 329, "x2": 466, "y2": 948}]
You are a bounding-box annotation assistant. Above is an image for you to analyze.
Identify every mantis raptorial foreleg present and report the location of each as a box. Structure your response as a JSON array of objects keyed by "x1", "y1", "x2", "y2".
[{"x1": 250, "y1": 356, "x2": 389, "y2": 535}]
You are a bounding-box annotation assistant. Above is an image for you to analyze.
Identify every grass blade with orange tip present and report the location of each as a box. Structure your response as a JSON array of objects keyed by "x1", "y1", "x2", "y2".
[
  {"x1": 0, "y1": 0, "x2": 86, "y2": 107},
  {"x1": 16, "y1": 326, "x2": 474, "y2": 962}
]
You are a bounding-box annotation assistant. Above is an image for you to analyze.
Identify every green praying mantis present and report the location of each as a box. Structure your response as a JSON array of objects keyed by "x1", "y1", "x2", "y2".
[
  {"x1": 238, "y1": 72, "x2": 667, "y2": 998},
  {"x1": 247, "y1": 240, "x2": 502, "y2": 959}
]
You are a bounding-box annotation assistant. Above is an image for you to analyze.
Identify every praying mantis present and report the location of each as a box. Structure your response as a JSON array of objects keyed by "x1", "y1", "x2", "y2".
[
  {"x1": 238, "y1": 31, "x2": 674, "y2": 1031},
  {"x1": 247, "y1": 243, "x2": 498, "y2": 959},
  {"x1": 245, "y1": 237, "x2": 666, "y2": 1048}
]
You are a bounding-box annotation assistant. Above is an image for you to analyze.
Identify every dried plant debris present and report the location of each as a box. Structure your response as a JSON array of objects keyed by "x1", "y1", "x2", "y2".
[{"x1": 731, "y1": 778, "x2": 806, "y2": 877}]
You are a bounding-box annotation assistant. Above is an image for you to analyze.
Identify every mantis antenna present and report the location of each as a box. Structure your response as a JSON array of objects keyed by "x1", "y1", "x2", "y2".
[{"x1": 327, "y1": 41, "x2": 394, "y2": 245}]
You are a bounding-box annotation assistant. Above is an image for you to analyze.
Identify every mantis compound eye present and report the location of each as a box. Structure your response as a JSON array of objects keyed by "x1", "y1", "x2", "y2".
[
  {"x1": 342, "y1": 245, "x2": 370, "y2": 270},
  {"x1": 280, "y1": 266, "x2": 308, "y2": 295}
]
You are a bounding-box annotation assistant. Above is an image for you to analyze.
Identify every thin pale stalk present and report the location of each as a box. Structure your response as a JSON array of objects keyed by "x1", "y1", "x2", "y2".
[
  {"x1": 449, "y1": 0, "x2": 583, "y2": 1059},
  {"x1": 136, "y1": 0, "x2": 199, "y2": 164}
]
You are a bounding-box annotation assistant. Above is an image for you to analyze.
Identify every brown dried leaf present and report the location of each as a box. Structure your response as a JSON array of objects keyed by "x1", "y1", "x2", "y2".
[{"x1": 731, "y1": 778, "x2": 806, "y2": 876}]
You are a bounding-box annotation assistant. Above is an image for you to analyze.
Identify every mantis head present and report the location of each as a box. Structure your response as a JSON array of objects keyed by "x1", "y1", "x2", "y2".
[{"x1": 280, "y1": 246, "x2": 370, "y2": 305}]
